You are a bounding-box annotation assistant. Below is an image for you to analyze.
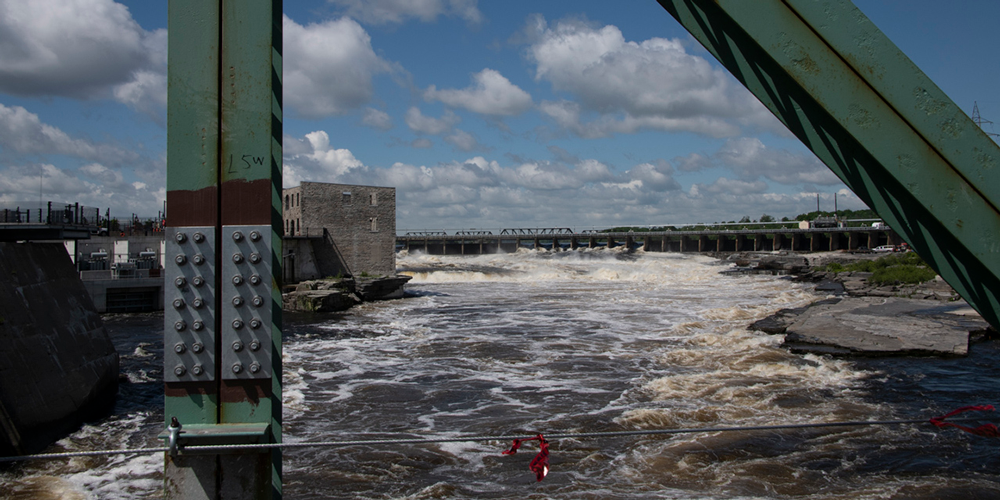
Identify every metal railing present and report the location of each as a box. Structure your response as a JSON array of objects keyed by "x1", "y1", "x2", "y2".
[
  {"x1": 80, "y1": 268, "x2": 162, "y2": 281},
  {"x1": 0, "y1": 202, "x2": 100, "y2": 227}
]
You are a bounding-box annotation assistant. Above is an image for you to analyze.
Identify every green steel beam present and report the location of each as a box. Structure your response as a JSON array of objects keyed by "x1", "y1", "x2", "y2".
[
  {"x1": 166, "y1": 0, "x2": 282, "y2": 498},
  {"x1": 166, "y1": 0, "x2": 220, "y2": 436},
  {"x1": 219, "y1": 0, "x2": 283, "y2": 497},
  {"x1": 657, "y1": 0, "x2": 1000, "y2": 328}
]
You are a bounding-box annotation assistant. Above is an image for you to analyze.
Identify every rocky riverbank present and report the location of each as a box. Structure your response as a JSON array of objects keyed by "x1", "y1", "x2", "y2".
[
  {"x1": 734, "y1": 251, "x2": 994, "y2": 356},
  {"x1": 283, "y1": 275, "x2": 411, "y2": 313}
]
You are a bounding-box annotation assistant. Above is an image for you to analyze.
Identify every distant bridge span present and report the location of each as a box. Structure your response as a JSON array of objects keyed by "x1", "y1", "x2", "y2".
[{"x1": 396, "y1": 226, "x2": 899, "y2": 255}]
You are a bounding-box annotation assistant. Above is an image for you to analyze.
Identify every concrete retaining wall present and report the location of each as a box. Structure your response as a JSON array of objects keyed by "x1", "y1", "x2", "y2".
[{"x1": 0, "y1": 242, "x2": 119, "y2": 456}]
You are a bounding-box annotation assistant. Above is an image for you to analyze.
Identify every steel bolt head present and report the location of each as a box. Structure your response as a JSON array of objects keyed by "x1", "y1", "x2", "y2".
[
  {"x1": 232, "y1": 363, "x2": 243, "y2": 374},
  {"x1": 174, "y1": 254, "x2": 187, "y2": 265},
  {"x1": 249, "y1": 339, "x2": 261, "y2": 351},
  {"x1": 249, "y1": 318, "x2": 262, "y2": 330},
  {"x1": 192, "y1": 276, "x2": 205, "y2": 287},
  {"x1": 193, "y1": 254, "x2": 205, "y2": 265},
  {"x1": 232, "y1": 253, "x2": 244, "y2": 264},
  {"x1": 174, "y1": 276, "x2": 186, "y2": 287},
  {"x1": 174, "y1": 365, "x2": 186, "y2": 376},
  {"x1": 172, "y1": 298, "x2": 185, "y2": 309},
  {"x1": 232, "y1": 231, "x2": 244, "y2": 242},
  {"x1": 192, "y1": 320, "x2": 204, "y2": 331},
  {"x1": 232, "y1": 340, "x2": 244, "y2": 352},
  {"x1": 232, "y1": 319, "x2": 244, "y2": 329},
  {"x1": 192, "y1": 298, "x2": 204, "y2": 309},
  {"x1": 251, "y1": 295, "x2": 264, "y2": 307},
  {"x1": 175, "y1": 232, "x2": 187, "y2": 243},
  {"x1": 174, "y1": 320, "x2": 186, "y2": 332},
  {"x1": 249, "y1": 362, "x2": 261, "y2": 374},
  {"x1": 249, "y1": 252, "x2": 262, "y2": 264},
  {"x1": 192, "y1": 232, "x2": 205, "y2": 243},
  {"x1": 249, "y1": 274, "x2": 262, "y2": 286},
  {"x1": 249, "y1": 230, "x2": 261, "y2": 241},
  {"x1": 232, "y1": 275, "x2": 244, "y2": 286},
  {"x1": 232, "y1": 296, "x2": 244, "y2": 307},
  {"x1": 192, "y1": 365, "x2": 204, "y2": 376},
  {"x1": 191, "y1": 342, "x2": 204, "y2": 353},
  {"x1": 174, "y1": 342, "x2": 186, "y2": 354}
]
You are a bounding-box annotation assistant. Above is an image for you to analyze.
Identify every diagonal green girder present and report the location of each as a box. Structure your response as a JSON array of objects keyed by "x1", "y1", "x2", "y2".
[{"x1": 657, "y1": 0, "x2": 1000, "y2": 329}]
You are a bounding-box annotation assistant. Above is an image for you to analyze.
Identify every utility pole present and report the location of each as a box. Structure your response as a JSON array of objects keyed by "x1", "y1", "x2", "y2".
[{"x1": 163, "y1": 1, "x2": 283, "y2": 498}]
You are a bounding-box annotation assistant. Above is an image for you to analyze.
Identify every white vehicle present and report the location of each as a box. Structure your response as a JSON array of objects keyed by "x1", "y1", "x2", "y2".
[
  {"x1": 873, "y1": 245, "x2": 895, "y2": 252},
  {"x1": 872, "y1": 222, "x2": 887, "y2": 229}
]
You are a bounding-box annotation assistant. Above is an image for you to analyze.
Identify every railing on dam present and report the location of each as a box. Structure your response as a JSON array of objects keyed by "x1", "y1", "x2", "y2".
[
  {"x1": 396, "y1": 226, "x2": 899, "y2": 255},
  {"x1": 0, "y1": 201, "x2": 102, "y2": 241}
]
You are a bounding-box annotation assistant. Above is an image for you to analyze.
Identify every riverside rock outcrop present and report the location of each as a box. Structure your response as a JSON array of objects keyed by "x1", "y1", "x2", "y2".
[
  {"x1": 744, "y1": 251, "x2": 992, "y2": 357},
  {"x1": 283, "y1": 275, "x2": 411, "y2": 313}
]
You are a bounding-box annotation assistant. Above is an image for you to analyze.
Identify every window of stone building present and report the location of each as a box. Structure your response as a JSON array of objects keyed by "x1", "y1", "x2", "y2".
[
  {"x1": 297, "y1": 218, "x2": 300, "y2": 235},
  {"x1": 285, "y1": 219, "x2": 289, "y2": 234},
  {"x1": 284, "y1": 195, "x2": 289, "y2": 210},
  {"x1": 342, "y1": 192, "x2": 352, "y2": 204},
  {"x1": 370, "y1": 192, "x2": 377, "y2": 206},
  {"x1": 370, "y1": 217, "x2": 378, "y2": 232},
  {"x1": 295, "y1": 192, "x2": 300, "y2": 207}
]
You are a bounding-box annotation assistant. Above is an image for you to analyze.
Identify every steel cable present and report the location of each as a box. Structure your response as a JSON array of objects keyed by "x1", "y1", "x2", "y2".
[{"x1": 0, "y1": 416, "x2": 970, "y2": 463}]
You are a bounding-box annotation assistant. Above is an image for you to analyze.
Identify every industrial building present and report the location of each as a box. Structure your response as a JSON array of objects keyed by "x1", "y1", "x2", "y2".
[{"x1": 282, "y1": 182, "x2": 397, "y2": 283}]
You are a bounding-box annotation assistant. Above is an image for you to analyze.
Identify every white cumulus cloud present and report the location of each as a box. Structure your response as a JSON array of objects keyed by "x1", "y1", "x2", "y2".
[
  {"x1": 325, "y1": 0, "x2": 483, "y2": 26},
  {"x1": 283, "y1": 130, "x2": 368, "y2": 187},
  {"x1": 405, "y1": 107, "x2": 460, "y2": 135},
  {"x1": 0, "y1": 103, "x2": 138, "y2": 165},
  {"x1": 524, "y1": 16, "x2": 773, "y2": 138},
  {"x1": 715, "y1": 137, "x2": 840, "y2": 185},
  {"x1": 425, "y1": 69, "x2": 532, "y2": 116},
  {"x1": 0, "y1": 0, "x2": 166, "y2": 114},
  {"x1": 361, "y1": 108, "x2": 394, "y2": 130},
  {"x1": 283, "y1": 15, "x2": 395, "y2": 119}
]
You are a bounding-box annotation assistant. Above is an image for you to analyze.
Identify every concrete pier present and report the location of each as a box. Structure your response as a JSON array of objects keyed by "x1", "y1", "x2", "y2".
[{"x1": 0, "y1": 242, "x2": 119, "y2": 456}]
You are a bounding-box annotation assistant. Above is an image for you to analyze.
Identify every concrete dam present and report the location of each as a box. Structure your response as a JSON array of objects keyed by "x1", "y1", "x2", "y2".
[{"x1": 397, "y1": 226, "x2": 900, "y2": 255}]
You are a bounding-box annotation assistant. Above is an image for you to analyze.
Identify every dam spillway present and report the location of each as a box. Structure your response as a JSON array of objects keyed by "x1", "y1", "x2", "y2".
[{"x1": 396, "y1": 226, "x2": 900, "y2": 255}]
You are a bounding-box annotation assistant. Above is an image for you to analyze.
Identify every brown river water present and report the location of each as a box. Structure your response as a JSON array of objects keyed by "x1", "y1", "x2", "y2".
[{"x1": 2, "y1": 249, "x2": 998, "y2": 499}]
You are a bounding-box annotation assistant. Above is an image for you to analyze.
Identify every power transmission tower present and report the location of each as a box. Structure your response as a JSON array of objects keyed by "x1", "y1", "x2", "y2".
[{"x1": 972, "y1": 101, "x2": 1000, "y2": 137}]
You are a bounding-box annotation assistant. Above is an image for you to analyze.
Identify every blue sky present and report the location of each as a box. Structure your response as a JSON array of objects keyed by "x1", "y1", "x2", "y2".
[{"x1": 1, "y1": 1, "x2": 997, "y2": 231}]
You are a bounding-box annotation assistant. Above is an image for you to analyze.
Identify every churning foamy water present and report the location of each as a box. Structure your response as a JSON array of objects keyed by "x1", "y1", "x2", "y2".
[{"x1": 3, "y1": 249, "x2": 998, "y2": 499}]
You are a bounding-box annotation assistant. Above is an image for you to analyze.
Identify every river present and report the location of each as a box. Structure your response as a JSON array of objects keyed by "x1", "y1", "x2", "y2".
[{"x1": 1, "y1": 249, "x2": 998, "y2": 499}]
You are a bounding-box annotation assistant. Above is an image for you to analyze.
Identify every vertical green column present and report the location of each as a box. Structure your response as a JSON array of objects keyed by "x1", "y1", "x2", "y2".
[
  {"x1": 165, "y1": 0, "x2": 281, "y2": 498},
  {"x1": 219, "y1": 0, "x2": 283, "y2": 497}
]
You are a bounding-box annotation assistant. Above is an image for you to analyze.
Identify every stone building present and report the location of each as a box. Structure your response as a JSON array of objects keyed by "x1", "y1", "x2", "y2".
[{"x1": 282, "y1": 182, "x2": 396, "y2": 282}]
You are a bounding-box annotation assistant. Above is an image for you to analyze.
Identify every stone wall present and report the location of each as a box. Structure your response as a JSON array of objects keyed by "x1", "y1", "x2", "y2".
[
  {"x1": 283, "y1": 182, "x2": 396, "y2": 277},
  {"x1": 0, "y1": 242, "x2": 119, "y2": 456}
]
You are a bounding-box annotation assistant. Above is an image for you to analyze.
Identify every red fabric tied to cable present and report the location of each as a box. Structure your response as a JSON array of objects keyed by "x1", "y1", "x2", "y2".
[
  {"x1": 930, "y1": 405, "x2": 999, "y2": 437},
  {"x1": 502, "y1": 434, "x2": 550, "y2": 481}
]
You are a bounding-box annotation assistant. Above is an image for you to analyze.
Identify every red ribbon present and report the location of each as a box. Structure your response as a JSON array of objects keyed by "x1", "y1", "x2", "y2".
[
  {"x1": 930, "y1": 405, "x2": 999, "y2": 437},
  {"x1": 502, "y1": 434, "x2": 550, "y2": 481}
]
